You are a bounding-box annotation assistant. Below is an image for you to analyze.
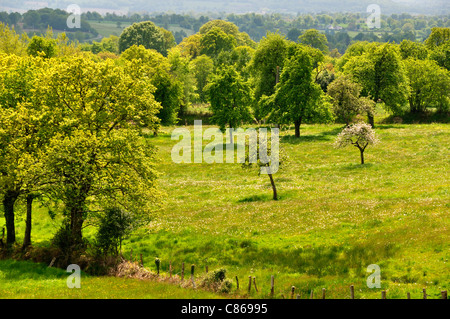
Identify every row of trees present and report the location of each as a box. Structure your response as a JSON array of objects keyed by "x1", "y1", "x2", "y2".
[{"x1": 20, "y1": 20, "x2": 450, "y2": 131}]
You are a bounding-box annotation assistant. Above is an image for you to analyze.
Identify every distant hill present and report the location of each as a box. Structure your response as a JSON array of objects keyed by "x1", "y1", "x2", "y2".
[{"x1": 1, "y1": 0, "x2": 448, "y2": 15}]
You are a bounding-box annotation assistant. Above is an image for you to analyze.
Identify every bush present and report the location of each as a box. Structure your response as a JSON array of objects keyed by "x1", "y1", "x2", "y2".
[
  {"x1": 94, "y1": 208, "x2": 135, "y2": 256},
  {"x1": 199, "y1": 268, "x2": 233, "y2": 293}
]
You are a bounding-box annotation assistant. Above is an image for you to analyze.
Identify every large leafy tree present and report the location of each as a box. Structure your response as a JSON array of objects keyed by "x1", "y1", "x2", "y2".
[
  {"x1": 425, "y1": 27, "x2": 450, "y2": 50},
  {"x1": 35, "y1": 56, "x2": 162, "y2": 248},
  {"x1": 273, "y1": 46, "x2": 334, "y2": 137},
  {"x1": 343, "y1": 43, "x2": 409, "y2": 125},
  {"x1": 0, "y1": 55, "x2": 47, "y2": 246},
  {"x1": 299, "y1": 29, "x2": 329, "y2": 54},
  {"x1": 199, "y1": 27, "x2": 237, "y2": 58},
  {"x1": 327, "y1": 75, "x2": 375, "y2": 125},
  {"x1": 205, "y1": 65, "x2": 253, "y2": 135},
  {"x1": 250, "y1": 32, "x2": 293, "y2": 101},
  {"x1": 118, "y1": 21, "x2": 175, "y2": 56},
  {"x1": 121, "y1": 45, "x2": 183, "y2": 125},
  {"x1": 404, "y1": 58, "x2": 450, "y2": 113},
  {"x1": 199, "y1": 20, "x2": 256, "y2": 48},
  {"x1": 27, "y1": 35, "x2": 57, "y2": 59},
  {"x1": 190, "y1": 55, "x2": 215, "y2": 103}
]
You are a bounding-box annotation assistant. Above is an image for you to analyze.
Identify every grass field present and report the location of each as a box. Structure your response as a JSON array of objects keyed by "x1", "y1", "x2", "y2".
[
  {"x1": 0, "y1": 260, "x2": 221, "y2": 299},
  {"x1": 1, "y1": 122, "x2": 449, "y2": 299}
]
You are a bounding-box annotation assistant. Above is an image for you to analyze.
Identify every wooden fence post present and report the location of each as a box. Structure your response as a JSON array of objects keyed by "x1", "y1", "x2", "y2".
[
  {"x1": 441, "y1": 291, "x2": 447, "y2": 300},
  {"x1": 407, "y1": 292, "x2": 411, "y2": 299},
  {"x1": 48, "y1": 257, "x2": 56, "y2": 268},
  {"x1": 322, "y1": 288, "x2": 326, "y2": 299},
  {"x1": 205, "y1": 265, "x2": 208, "y2": 274},
  {"x1": 291, "y1": 286, "x2": 295, "y2": 299},
  {"x1": 248, "y1": 276, "x2": 252, "y2": 294},
  {"x1": 169, "y1": 261, "x2": 172, "y2": 278},
  {"x1": 253, "y1": 277, "x2": 259, "y2": 292},
  {"x1": 191, "y1": 264, "x2": 196, "y2": 288},
  {"x1": 382, "y1": 291, "x2": 387, "y2": 299},
  {"x1": 181, "y1": 262, "x2": 185, "y2": 281},
  {"x1": 139, "y1": 254, "x2": 143, "y2": 267},
  {"x1": 155, "y1": 258, "x2": 160, "y2": 275},
  {"x1": 423, "y1": 288, "x2": 427, "y2": 299},
  {"x1": 235, "y1": 276, "x2": 239, "y2": 291},
  {"x1": 310, "y1": 289, "x2": 314, "y2": 299},
  {"x1": 350, "y1": 285, "x2": 355, "y2": 299},
  {"x1": 270, "y1": 276, "x2": 274, "y2": 298}
]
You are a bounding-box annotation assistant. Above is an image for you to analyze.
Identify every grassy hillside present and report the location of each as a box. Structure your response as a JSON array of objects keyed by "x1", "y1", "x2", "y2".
[{"x1": 2, "y1": 123, "x2": 449, "y2": 299}]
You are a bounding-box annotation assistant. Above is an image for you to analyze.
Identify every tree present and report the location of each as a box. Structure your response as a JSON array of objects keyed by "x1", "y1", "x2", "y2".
[
  {"x1": 429, "y1": 40, "x2": 450, "y2": 71},
  {"x1": 121, "y1": 45, "x2": 183, "y2": 125},
  {"x1": 119, "y1": 21, "x2": 173, "y2": 56},
  {"x1": 327, "y1": 75, "x2": 375, "y2": 125},
  {"x1": 199, "y1": 20, "x2": 255, "y2": 48},
  {"x1": 299, "y1": 29, "x2": 329, "y2": 54},
  {"x1": 200, "y1": 27, "x2": 237, "y2": 58},
  {"x1": 215, "y1": 46, "x2": 255, "y2": 80},
  {"x1": 0, "y1": 55, "x2": 46, "y2": 246},
  {"x1": 250, "y1": 32, "x2": 293, "y2": 101},
  {"x1": 27, "y1": 35, "x2": 57, "y2": 59},
  {"x1": 404, "y1": 58, "x2": 450, "y2": 113},
  {"x1": 204, "y1": 65, "x2": 253, "y2": 137},
  {"x1": 241, "y1": 131, "x2": 286, "y2": 201},
  {"x1": 334, "y1": 122, "x2": 379, "y2": 165},
  {"x1": 399, "y1": 40, "x2": 428, "y2": 60},
  {"x1": 0, "y1": 23, "x2": 28, "y2": 56},
  {"x1": 168, "y1": 47, "x2": 197, "y2": 116},
  {"x1": 273, "y1": 46, "x2": 334, "y2": 137},
  {"x1": 177, "y1": 33, "x2": 202, "y2": 59},
  {"x1": 425, "y1": 27, "x2": 450, "y2": 50},
  {"x1": 343, "y1": 43, "x2": 409, "y2": 125},
  {"x1": 287, "y1": 28, "x2": 302, "y2": 42},
  {"x1": 190, "y1": 55, "x2": 215, "y2": 103},
  {"x1": 36, "y1": 56, "x2": 162, "y2": 249}
]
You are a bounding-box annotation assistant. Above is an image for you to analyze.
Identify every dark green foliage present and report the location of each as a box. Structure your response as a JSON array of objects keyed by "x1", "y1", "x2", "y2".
[
  {"x1": 27, "y1": 36, "x2": 57, "y2": 58},
  {"x1": 119, "y1": 21, "x2": 171, "y2": 55},
  {"x1": 94, "y1": 208, "x2": 136, "y2": 256}
]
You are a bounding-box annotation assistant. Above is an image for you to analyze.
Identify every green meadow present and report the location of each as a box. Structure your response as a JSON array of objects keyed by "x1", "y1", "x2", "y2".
[{"x1": 2, "y1": 122, "x2": 449, "y2": 299}]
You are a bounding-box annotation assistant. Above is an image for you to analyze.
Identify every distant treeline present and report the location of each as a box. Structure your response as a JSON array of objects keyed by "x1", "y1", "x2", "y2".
[
  {"x1": 1, "y1": 8, "x2": 449, "y2": 54},
  {"x1": 80, "y1": 11, "x2": 450, "y2": 54}
]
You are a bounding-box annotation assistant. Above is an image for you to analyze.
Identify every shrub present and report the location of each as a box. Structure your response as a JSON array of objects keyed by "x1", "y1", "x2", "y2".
[
  {"x1": 199, "y1": 268, "x2": 233, "y2": 293},
  {"x1": 94, "y1": 208, "x2": 136, "y2": 256}
]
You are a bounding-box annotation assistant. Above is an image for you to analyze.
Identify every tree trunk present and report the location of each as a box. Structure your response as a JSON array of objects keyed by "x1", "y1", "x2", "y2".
[
  {"x1": 294, "y1": 118, "x2": 302, "y2": 138},
  {"x1": 23, "y1": 194, "x2": 34, "y2": 249},
  {"x1": 368, "y1": 112, "x2": 375, "y2": 128},
  {"x1": 268, "y1": 173, "x2": 278, "y2": 200},
  {"x1": 3, "y1": 190, "x2": 19, "y2": 246},
  {"x1": 360, "y1": 148, "x2": 365, "y2": 165},
  {"x1": 70, "y1": 206, "x2": 84, "y2": 248}
]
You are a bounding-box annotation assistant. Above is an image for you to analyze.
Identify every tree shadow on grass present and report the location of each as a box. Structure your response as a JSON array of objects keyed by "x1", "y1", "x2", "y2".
[
  {"x1": 340, "y1": 163, "x2": 375, "y2": 170},
  {"x1": 0, "y1": 259, "x2": 68, "y2": 281},
  {"x1": 237, "y1": 194, "x2": 271, "y2": 203},
  {"x1": 281, "y1": 127, "x2": 343, "y2": 144}
]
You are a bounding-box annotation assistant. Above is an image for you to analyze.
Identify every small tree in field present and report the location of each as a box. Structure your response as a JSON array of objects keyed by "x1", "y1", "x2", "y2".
[
  {"x1": 334, "y1": 123, "x2": 379, "y2": 165},
  {"x1": 241, "y1": 130, "x2": 287, "y2": 200}
]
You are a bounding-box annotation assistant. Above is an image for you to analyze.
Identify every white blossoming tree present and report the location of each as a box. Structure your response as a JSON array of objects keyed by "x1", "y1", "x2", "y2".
[{"x1": 334, "y1": 123, "x2": 379, "y2": 165}]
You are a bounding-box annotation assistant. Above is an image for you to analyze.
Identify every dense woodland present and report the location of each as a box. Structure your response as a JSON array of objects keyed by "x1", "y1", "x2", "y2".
[{"x1": 0, "y1": 8, "x2": 449, "y2": 268}]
